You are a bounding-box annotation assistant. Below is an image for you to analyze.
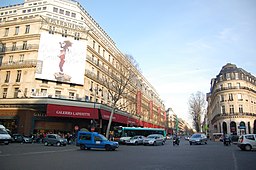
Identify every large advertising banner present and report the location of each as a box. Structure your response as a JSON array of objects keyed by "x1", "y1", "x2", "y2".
[
  {"x1": 36, "y1": 32, "x2": 86, "y2": 85},
  {"x1": 136, "y1": 91, "x2": 142, "y2": 115}
]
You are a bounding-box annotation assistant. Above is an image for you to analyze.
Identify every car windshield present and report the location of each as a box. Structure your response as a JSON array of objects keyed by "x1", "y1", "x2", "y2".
[
  {"x1": 0, "y1": 129, "x2": 8, "y2": 134},
  {"x1": 99, "y1": 134, "x2": 108, "y2": 141},
  {"x1": 191, "y1": 134, "x2": 201, "y2": 138}
]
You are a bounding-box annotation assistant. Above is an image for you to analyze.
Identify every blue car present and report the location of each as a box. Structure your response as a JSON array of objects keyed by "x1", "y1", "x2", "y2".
[{"x1": 76, "y1": 131, "x2": 119, "y2": 151}]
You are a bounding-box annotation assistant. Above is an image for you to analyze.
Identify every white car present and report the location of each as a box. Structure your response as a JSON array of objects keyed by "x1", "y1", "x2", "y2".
[
  {"x1": 125, "y1": 135, "x2": 146, "y2": 145},
  {"x1": 0, "y1": 125, "x2": 12, "y2": 145},
  {"x1": 119, "y1": 137, "x2": 131, "y2": 144},
  {"x1": 143, "y1": 134, "x2": 165, "y2": 146},
  {"x1": 237, "y1": 134, "x2": 256, "y2": 151}
]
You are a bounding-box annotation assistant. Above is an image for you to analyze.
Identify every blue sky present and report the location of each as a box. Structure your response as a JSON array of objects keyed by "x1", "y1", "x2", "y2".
[{"x1": 1, "y1": 0, "x2": 256, "y2": 125}]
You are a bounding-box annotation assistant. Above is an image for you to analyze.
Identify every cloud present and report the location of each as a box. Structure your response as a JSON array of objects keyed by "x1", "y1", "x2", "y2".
[{"x1": 217, "y1": 28, "x2": 239, "y2": 43}]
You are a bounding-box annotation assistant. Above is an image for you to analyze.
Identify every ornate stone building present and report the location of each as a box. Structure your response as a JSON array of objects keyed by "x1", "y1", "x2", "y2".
[
  {"x1": 207, "y1": 63, "x2": 256, "y2": 138},
  {"x1": 0, "y1": 0, "x2": 166, "y2": 135}
]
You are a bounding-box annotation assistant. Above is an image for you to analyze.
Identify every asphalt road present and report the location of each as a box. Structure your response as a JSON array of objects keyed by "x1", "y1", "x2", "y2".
[{"x1": 0, "y1": 139, "x2": 255, "y2": 170}]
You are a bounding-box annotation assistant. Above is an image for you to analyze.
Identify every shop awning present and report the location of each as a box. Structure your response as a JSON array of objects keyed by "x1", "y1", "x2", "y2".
[
  {"x1": 47, "y1": 104, "x2": 98, "y2": 119},
  {"x1": 101, "y1": 110, "x2": 127, "y2": 124}
]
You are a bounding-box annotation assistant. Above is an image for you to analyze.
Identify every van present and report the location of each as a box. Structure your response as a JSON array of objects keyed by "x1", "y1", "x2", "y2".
[
  {"x1": 0, "y1": 125, "x2": 12, "y2": 145},
  {"x1": 76, "y1": 131, "x2": 119, "y2": 151}
]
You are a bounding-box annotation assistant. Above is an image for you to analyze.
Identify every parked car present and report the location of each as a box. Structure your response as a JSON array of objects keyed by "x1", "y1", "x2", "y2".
[
  {"x1": 189, "y1": 133, "x2": 207, "y2": 145},
  {"x1": 125, "y1": 135, "x2": 146, "y2": 145},
  {"x1": 76, "y1": 131, "x2": 119, "y2": 151},
  {"x1": 12, "y1": 134, "x2": 33, "y2": 143},
  {"x1": 143, "y1": 134, "x2": 165, "y2": 146},
  {"x1": 119, "y1": 136, "x2": 131, "y2": 144},
  {"x1": 43, "y1": 134, "x2": 67, "y2": 146},
  {"x1": 237, "y1": 134, "x2": 256, "y2": 151},
  {"x1": 0, "y1": 125, "x2": 12, "y2": 145}
]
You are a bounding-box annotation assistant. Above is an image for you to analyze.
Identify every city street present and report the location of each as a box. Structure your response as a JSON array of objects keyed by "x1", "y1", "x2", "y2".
[{"x1": 0, "y1": 139, "x2": 255, "y2": 170}]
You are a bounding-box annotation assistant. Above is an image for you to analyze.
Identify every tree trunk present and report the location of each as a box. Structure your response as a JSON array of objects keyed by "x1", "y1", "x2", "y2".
[{"x1": 106, "y1": 104, "x2": 115, "y2": 139}]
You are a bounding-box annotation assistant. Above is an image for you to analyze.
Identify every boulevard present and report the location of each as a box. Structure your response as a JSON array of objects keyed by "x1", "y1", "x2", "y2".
[{"x1": 0, "y1": 139, "x2": 255, "y2": 170}]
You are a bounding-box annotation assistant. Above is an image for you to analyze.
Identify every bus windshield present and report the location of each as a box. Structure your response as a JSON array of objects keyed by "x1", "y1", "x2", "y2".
[{"x1": 113, "y1": 126, "x2": 166, "y2": 139}]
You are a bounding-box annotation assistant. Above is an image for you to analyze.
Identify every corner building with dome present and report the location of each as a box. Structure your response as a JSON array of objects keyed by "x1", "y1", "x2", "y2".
[{"x1": 207, "y1": 63, "x2": 256, "y2": 139}]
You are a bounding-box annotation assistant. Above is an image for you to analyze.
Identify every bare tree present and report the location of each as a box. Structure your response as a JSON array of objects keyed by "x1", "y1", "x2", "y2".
[
  {"x1": 188, "y1": 91, "x2": 206, "y2": 132},
  {"x1": 102, "y1": 63, "x2": 137, "y2": 139}
]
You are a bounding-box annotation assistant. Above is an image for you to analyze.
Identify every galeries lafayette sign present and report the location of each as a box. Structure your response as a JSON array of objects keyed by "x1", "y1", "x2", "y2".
[{"x1": 47, "y1": 104, "x2": 98, "y2": 119}]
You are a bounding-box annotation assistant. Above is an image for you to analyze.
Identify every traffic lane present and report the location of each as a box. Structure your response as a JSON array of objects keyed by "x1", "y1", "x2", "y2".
[
  {"x1": 1, "y1": 140, "x2": 255, "y2": 170},
  {"x1": 0, "y1": 143, "x2": 75, "y2": 156}
]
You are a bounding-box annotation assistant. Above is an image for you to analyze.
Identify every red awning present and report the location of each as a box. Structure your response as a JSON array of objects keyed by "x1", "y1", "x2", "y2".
[
  {"x1": 101, "y1": 110, "x2": 127, "y2": 124},
  {"x1": 47, "y1": 104, "x2": 98, "y2": 119}
]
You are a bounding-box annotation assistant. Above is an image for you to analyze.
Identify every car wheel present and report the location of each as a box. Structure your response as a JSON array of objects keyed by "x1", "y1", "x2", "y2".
[
  {"x1": 44, "y1": 141, "x2": 49, "y2": 146},
  {"x1": 4, "y1": 141, "x2": 9, "y2": 145},
  {"x1": 153, "y1": 141, "x2": 157, "y2": 146},
  {"x1": 244, "y1": 144, "x2": 252, "y2": 151},
  {"x1": 205, "y1": 142, "x2": 207, "y2": 144},
  {"x1": 80, "y1": 144, "x2": 85, "y2": 150},
  {"x1": 105, "y1": 145, "x2": 111, "y2": 151},
  {"x1": 135, "y1": 141, "x2": 138, "y2": 145},
  {"x1": 189, "y1": 142, "x2": 192, "y2": 145},
  {"x1": 56, "y1": 142, "x2": 61, "y2": 147}
]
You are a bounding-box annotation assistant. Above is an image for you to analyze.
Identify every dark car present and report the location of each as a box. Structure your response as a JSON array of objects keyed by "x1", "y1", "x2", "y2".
[
  {"x1": 189, "y1": 133, "x2": 207, "y2": 145},
  {"x1": 13, "y1": 134, "x2": 33, "y2": 143},
  {"x1": 44, "y1": 134, "x2": 67, "y2": 146}
]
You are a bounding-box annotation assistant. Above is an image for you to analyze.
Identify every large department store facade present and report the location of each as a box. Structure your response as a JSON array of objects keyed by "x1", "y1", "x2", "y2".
[
  {"x1": 0, "y1": 0, "x2": 167, "y2": 135},
  {"x1": 207, "y1": 63, "x2": 256, "y2": 138}
]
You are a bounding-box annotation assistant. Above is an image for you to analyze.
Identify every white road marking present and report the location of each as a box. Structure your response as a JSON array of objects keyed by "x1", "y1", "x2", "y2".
[
  {"x1": 0, "y1": 148, "x2": 76, "y2": 157},
  {"x1": 232, "y1": 151, "x2": 238, "y2": 170}
]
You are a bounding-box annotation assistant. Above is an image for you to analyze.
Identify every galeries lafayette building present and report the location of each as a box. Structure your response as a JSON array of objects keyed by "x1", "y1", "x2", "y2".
[{"x1": 0, "y1": 98, "x2": 163, "y2": 135}]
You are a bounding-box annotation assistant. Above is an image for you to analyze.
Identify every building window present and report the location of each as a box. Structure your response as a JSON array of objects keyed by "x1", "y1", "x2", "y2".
[
  {"x1": 229, "y1": 105, "x2": 234, "y2": 114},
  {"x1": 0, "y1": 43, "x2": 6, "y2": 52},
  {"x1": 12, "y1": 42, "x2": 16, "y2": 51},
  {"x1": 8, "y1": 56, "x2": 13, "y2": 64},
  {"x1": 228, "y1": 94, "x2": 233, "y2": 101},
  {"x1": 103, "y1": 49, "x2": 105, "y2": 58},
  {"x1": 3, "y1": 88, "x2": 8, "y2": 98},
  {"x1": 65, "y1": 11, "x2": 70, "y2": 16},
  {"x1": 239, "y1": 105, "x2": 243, "y2": 113},
  {"x1": 0, "y1": 56, "x2": 2, "y2": 66},
  {"x1": 237, "y1": 93, "x2": 242, "y2": 101},
  {"x1": 22, "y1": 41, "x2": 28, "y2": 50},
  {"x1": 41, "y1": 89, "x2": 47, "y2": 96},
  {"x1": 74, "y1": 32, "x2": 80, "y2": 40},
  {"x1": 15, "y1": 26, "x2": 19, "y2": 35},
  {"x1": 93, "y1": 41, "x2": 95, "y2": 49},
  {"x1": 237, "y1": 83, "x2": 240, "y2": 88},
  {"x1": 59, "y1": 9, "x2": 64, "y2": 14},
  {"x1": 16, "y1": 70, "x2": 22, "y2": 82},
  {"x1": 19, "y1": 54, "x2": 24, "y2": 62},
  {"x1": 62, "y1": 29, "x2": 67, "y2": 37},
  {"x1": 4, "y1": 28, "x2": 9, "y2": 36},
  {"x1": 53, "y1": 7, "x2": 58, "y2": 12},
  {"x1": 71, "y1": 13, "x2": 76, "y2": 18},
  {"x1": 228, "y1": 83, "x2": 232, "y2": 88},
  {"x1": 69, "y1": 92, "x2": 75, "y2": 99},
  {"x1": 49, "y1": 26, "x2": 55, "y2": 34},
  {"x1": 221, "y1": 105, "x2": 225, "y2": 114},
  {"x1": 25, "y1": 25, "x2": 30, "y2": 34},
  {"x1": 14, "y1": 88, "x2": 19, "y2": 98},
  {"x1": 98, "y1": 45, "x2": 100, "y2": 54},
  {"x1": 5, "y1": 71, "x2": 10, "y2": 83},
  {"x1": 55, "y1": 90, "x2": 61, "y2": 98},
  {"x1": 220, "y1": 95, "x2": 224, "y2": 102}
]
